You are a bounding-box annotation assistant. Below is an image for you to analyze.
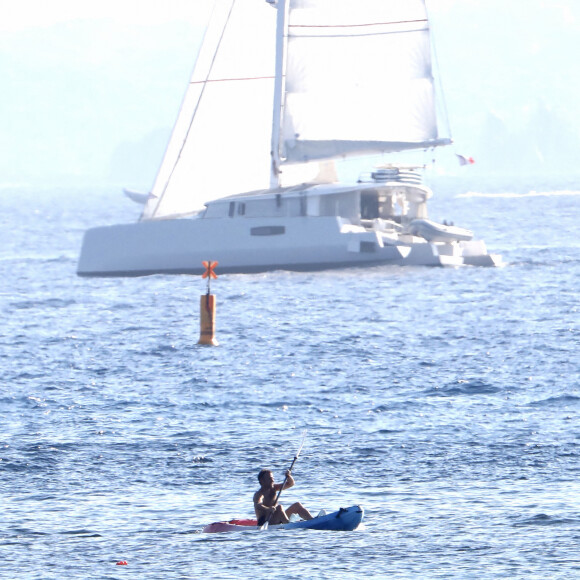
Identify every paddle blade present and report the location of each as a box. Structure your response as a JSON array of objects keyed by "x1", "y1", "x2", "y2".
[{"x1": 295, "y1": 430, "x2": 307, "y2": 460}]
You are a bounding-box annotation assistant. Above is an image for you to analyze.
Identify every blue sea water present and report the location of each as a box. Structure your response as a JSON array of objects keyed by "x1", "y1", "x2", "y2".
[{"x1": 0, "y1": 178, "x2": 579, "y2": 579}]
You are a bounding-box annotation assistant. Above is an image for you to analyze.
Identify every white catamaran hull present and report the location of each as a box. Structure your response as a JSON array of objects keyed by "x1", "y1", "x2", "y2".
[
  {"x1": 77, "y1": 196, "x2": 502, "y2": 277},
  {"x1": 77, "y1": 216, "x2": 412, "y2": 277}
]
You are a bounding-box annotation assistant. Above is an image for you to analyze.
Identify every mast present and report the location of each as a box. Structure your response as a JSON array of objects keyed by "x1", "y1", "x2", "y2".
[{"x1": 269, "y1": 0, "x2": 288, "y2": 189}]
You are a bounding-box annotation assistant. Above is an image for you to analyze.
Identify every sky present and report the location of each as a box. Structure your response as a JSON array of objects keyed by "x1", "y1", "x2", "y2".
[
  {"x1": 0, "y1": 0, "x2": 211, "y2": 31},
  {"x1": 0, "y1": 0, "x2": 211, "y2": 187},
  {"x1": 1, "y1": 0, "x2": 579, "y2": 188}
]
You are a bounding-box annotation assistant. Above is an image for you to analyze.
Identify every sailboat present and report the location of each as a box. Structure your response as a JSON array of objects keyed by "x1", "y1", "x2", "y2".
[{"x1": 77, "y1": 0, "x2": 501, "y2": 277}]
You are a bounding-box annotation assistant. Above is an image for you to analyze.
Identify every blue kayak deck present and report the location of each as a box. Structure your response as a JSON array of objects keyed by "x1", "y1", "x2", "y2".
[
  {"x1": 203, "y1": 505, "x2": 364, "y2": 533},
  {"x1": 276, "y1": 505, "x2": 364, "y2": 531}
]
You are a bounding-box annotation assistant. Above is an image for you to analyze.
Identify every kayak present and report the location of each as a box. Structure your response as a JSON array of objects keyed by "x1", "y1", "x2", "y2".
[
  {"x1": 203, "y1": 505, "x2": 363, "y2": 533},
  {"x1": 202, "y1": 505, "x2": 364, "y2": 533}
]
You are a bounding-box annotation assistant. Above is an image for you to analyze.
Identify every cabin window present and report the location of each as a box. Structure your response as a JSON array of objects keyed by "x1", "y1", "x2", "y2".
[
  {"x1": 250, "y1": 226, "x2": 286, "y2": 236},
  {"x1": 287, "y1": 198, "x2": 304, "y2": 217},
  {"x1": 228, "y1": 202, "x2": 235, "y2": 217},
  {"x1": 361, "y1": 191, "x2": 379, "y2": 219},
  {"x1": 237, "y1": 203, "x2": 246, "y2": 216},
  {"x1": 204, "y1": 203, "x2": 229, "y2": 218},
  {"x1": 320, "y1": 193, "x2": 358, "y2": 219},
  {"x1": 340, "y1": 194, "x2": 359, "y2": 220},
  {"x1": 360, "y1": 241, "x2": 376, "y2": 253},
  {"x1": 245, "y1": 199, "x2": 280, "y2": 217}
]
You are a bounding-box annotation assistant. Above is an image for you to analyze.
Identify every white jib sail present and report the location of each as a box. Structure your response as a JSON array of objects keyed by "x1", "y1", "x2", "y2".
[
  {"x1": 280, "y1": 0, "x2": 449, "y2": 164},
  {"x1": 142, "y1": 0, "x2": 277, "y2": 221}
]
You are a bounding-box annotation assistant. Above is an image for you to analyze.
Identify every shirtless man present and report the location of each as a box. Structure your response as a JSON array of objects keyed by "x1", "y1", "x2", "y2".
[{"x1": 253, "y1": 468, "x2": 313, "y2": 526}]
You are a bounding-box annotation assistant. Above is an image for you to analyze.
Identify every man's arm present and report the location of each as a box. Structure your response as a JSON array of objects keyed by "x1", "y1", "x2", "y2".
[{"x1": 275, "y1": 470, "x2": 295, "y2": 491}]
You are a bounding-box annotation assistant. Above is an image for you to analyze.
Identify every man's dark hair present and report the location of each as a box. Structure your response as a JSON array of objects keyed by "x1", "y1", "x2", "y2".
[{"x1": 258, "y1": 469, "x2": 271, "y2": 483}]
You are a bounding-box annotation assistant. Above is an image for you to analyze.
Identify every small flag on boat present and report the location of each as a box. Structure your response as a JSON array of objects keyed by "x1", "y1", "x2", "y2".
[
  {"x1": 202, "y1": 261, "x2": 218, "y2": 279},
  {"x1": 456, "y1": 154, "x2": 475, "y2": 165}
]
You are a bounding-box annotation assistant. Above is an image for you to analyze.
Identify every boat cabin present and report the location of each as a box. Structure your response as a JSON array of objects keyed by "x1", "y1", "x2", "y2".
[{"x1": 201, "y1": 180, "x2": 431, "y2": 229}]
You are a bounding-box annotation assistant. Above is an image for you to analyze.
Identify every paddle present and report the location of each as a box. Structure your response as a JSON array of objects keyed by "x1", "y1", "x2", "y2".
[{"x1": 260, "y1": 430, "x2": 307, "y2": 530}]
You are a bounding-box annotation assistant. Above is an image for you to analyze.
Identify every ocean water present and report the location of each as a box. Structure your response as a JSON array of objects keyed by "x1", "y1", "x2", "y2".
[{"x1": 0, "y1": 179, "x2": 579, "y2": 579}]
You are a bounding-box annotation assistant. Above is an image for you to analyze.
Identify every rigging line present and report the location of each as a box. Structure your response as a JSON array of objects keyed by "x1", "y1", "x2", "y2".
[
  {"x1": 288, "y1": 28, "x2": 429, "y2": 39},
  {"x1": 289, "y1": 18, "x2": 427, "y2": 29},
  {"x1": 190, "y1": 76, "x2": 275, "y2": 84},
  {"x1": 152, "y1": 0, "x2": 237, "y2": 217}
]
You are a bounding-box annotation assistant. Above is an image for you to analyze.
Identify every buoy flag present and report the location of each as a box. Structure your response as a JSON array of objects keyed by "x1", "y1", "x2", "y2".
[{"x1": 202, "y1": 261, "x2": 218, "y2": 279}]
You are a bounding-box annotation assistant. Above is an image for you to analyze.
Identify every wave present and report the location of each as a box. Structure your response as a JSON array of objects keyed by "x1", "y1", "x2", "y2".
[
  {"x1": 457, "y1": 190, "x2": 580, "y2": 199},
  {"x1": 527, "y1": 394, "x2": 580, "y2": 408},
  {"x1": 426, "y1": 379, "x2": 501, "y2": 397},
  {"x1": 512, "y1": 513, "x2": 578, "y2": 528},
  {"x1": 11, "y1": 297, "x2": 77, "y2": 310},
  {"x1": 0, "y1": 254, "x2": 75, "y2": 265}
]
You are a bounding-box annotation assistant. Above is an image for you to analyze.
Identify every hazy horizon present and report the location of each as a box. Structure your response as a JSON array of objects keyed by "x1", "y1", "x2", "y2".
[{"x1": 1, "y1": 0, "x2": 579, "y2": 189}]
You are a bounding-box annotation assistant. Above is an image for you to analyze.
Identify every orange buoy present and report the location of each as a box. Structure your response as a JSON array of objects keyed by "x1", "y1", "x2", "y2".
[
  {"x1": 198, "y1": 293, "x2": 218, "y2": 346},
  {"x1": 198, "y1": 261, "x2": 218, "y2": 346}
]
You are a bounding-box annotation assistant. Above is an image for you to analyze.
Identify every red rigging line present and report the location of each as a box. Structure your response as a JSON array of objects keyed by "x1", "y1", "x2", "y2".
[
  {"x1": 288, "y1": 19, "x2": 429, "y2": 38},
  {"x1": 190, "y1": 76, "x2": 275, "y2": 85},
  {"x1": 289, "y1": 18, "x2": 428, "y2": 29}
]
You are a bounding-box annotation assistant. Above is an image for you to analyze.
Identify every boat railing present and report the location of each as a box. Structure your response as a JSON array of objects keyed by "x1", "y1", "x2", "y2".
[
  {"x1": 358, "y1": 167, "x2": 424, "y2": 186},
  {"x1": 361, "y1": 218, "x2": 404, "y2": 233}
]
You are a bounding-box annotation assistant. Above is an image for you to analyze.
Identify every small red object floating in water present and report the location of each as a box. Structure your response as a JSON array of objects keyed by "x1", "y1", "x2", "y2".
[{"x1": 116, "y1": 561, "x2": 128, "y2": 565}]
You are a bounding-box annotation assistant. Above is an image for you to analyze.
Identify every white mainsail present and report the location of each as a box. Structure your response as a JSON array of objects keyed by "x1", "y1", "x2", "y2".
[
  {"x1": 279, "y1": 0, "x2": 449, "y2": 164},
  {"x1": 142, "y1": 0, "x2": 449, "y2": 222}
]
